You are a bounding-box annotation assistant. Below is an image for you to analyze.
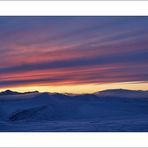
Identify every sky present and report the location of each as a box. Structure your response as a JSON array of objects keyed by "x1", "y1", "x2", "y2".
[{"x1": 0, "y1": 16, "x2": 148, "y2": 94}]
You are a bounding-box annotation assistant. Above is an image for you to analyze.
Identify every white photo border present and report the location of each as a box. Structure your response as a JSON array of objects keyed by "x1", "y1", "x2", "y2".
[{"x1": 0, "y1": 1, "x2": 148, "y2": 147}]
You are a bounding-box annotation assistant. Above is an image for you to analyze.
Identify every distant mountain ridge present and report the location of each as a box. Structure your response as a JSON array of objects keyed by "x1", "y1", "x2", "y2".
[
  {"x1": 95, "y1": 89, "x2": 148, "y2": 99},
  {"x1": 0, "y1": 89, "x2": 148, "y2": 99}
]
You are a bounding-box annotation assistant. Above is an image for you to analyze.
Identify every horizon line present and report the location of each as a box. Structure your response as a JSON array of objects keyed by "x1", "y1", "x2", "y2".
[{"x1": 0, "y1": 88, "x2": 148, "y2": 95}]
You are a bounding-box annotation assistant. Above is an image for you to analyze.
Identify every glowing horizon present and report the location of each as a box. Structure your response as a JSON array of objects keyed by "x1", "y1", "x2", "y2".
[
  {"x1": 0, "y1": 82, "x2": 148, "y2": 94},
  {"x1": 0, "y1": 16, "x2": 148, "y2": 93}
]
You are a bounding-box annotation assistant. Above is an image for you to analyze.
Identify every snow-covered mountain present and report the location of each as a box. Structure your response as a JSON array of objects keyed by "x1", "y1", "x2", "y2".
[
  {"x1": 96, "y1": 89, "x2": 148, "y2": 99},
  {"x1": 0, "y1": 89, "x2": 148, "y2": 131}
]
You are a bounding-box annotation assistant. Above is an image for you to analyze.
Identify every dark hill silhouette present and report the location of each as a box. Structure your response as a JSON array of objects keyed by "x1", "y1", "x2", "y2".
[
  {"x1": 0, "y1": 90, "x2": 39, "y2": 96},
  {"x1": 0, "y1": 90, "x2": 20, "y2": 96}
]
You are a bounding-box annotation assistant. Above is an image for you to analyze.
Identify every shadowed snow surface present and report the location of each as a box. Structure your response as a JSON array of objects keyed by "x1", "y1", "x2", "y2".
[{"x1": 0, "y1": 89, "x2": 148, "y2": 131}]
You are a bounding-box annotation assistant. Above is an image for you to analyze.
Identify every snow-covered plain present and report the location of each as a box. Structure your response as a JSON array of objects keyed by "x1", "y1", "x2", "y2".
[{"x1": 0, "y1": 89, "x2": 148, "y2": 132}]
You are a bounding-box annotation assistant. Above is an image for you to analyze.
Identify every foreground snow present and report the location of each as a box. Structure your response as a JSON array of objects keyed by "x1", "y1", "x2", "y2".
[
  {"x1": 0, "y1": 89, "x2": 148, "y2": 132},
  {"x1": 1, "y1": 115, "x2": 148, "y2": 132}
]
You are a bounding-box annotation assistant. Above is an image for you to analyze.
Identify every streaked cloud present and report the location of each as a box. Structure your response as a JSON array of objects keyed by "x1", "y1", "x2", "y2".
[{"x1": 0, "y1": 16, "x2": 148, "y2": 93}]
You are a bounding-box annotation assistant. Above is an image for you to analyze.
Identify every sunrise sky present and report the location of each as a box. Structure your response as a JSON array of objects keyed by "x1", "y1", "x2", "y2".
[{"x1": 0, "y1": 16, "x2": 148, "y2": 94}]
